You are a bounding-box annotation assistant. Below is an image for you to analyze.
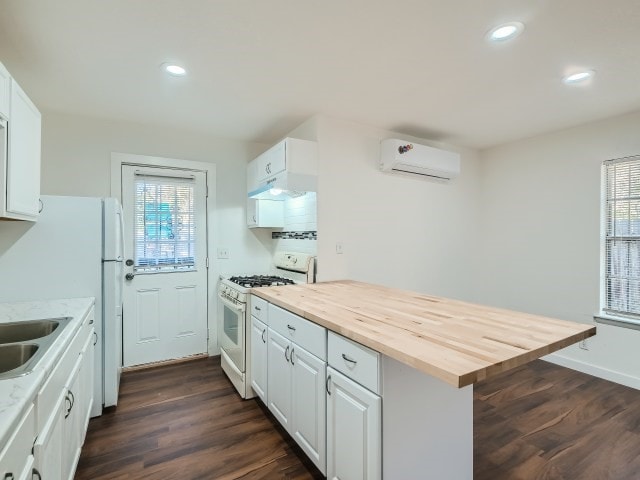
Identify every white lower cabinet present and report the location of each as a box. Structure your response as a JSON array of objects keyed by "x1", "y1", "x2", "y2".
[
  {"x1": 250, "y1": 316, "x2": 268, "y2": 403},
  {"x1": 266, "y1": 327, "x2": 326, "y2": 474},
  {"x1": 326, "y1": 367, "x2": 381, "y2": 480},
  {"x1": 267, "y1": 328, "x2": 293, "y2": 429},
  {"x1": 62, "y1": 356, "x2": 83, "y2": 479},
  {"x1": 33, "y1": 308, "x2": 94, "y2": 480},
  {"x1": 291, "y1": 343, "x2": 326, "y2": 471},
  {"x1": 0, "y1": 403, "x2": 36, "y2": 480},
  {"x1": 33, "y1": 394, "x2": 65, "y2": 480}
]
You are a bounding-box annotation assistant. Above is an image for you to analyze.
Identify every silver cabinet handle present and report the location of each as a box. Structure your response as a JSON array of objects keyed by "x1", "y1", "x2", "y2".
[
  {"x1": 32, "y1": 468, "x2": 42, "y2": 480},
  {"x1": 290, "y1": 347, "x2": 295, "y2": 365},
  {"x1": 93, "y1": 332, "x2": 98, "y2": 346},
  {"x1": 254, "y1": 306, "x2": 261, "y2": 311},
  {"x1": 342, "y1": 353, "x2": 357, "y2": 365},
  {"x1": 287, "y1": 324, "x2": 296, "y2": 332},
  {"x1": 284, "y1": 345, "x2": 290, "y2": 362},
  {"x1": 261, "y1": 329, "x2": 266, "y2": 343},
  {"x1": 326, "y1": 375, "x2": 332, "y2": 395}
]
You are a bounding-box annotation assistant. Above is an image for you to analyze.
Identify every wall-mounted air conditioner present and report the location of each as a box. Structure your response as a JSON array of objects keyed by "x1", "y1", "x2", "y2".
[{"x1": 380, "y1": 139, "x2": 461, "y2": 180}]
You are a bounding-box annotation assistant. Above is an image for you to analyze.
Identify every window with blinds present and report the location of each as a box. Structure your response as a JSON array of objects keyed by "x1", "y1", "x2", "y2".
[
  {"x1": 134, "y1": 173, "x2": 196, "y2": 273},
  {"x1": 603, "y1": 156, "x2": 640, "y2": 317}
]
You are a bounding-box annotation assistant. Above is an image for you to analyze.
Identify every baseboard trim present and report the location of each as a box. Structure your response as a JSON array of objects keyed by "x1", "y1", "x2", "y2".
[
  {"x1": 544, "y1": 353, "x2": 640, "y2": 391},
  {"x1": 123, "y1": 353, "x2": 209, "y2": 372}
]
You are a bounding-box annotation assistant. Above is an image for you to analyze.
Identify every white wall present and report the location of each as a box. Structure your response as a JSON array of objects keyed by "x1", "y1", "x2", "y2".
[
  {"x1": 477, "y1": 110, "x2": 640, "y2": 389},
  {"x1": 39, "y1": 110, "x2": 273, "y2": 274},
  {"x1": 308, "y1": 116, "x2": 481, "y2": 300},
  {"x1": 0, "y1": 110, "x2": 274, "y2": 354}
]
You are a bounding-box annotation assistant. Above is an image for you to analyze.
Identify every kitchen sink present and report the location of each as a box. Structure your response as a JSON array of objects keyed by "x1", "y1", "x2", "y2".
[
  {"x1": 0, "y1": 317, "x2": 72, "y2": 380},
  {"x1": 0, "y1": 344, "x2": 39, "y2": 374},
  {"x1": 0, "y1": 318, "x2": 70, "y2": 344}
]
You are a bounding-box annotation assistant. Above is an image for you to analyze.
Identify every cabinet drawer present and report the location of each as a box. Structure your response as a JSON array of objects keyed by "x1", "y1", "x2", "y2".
[
  {"x1": 269, "y1": 304, "x2": 326, "y2": 361},
  {"x1": 0, "y1": 403, "x2": 35, "y2": 478},
  {"x1": 328, "y1": 332, "x2": 380, "y2": 394},
  {"x1": 250, "y1": 295, "x2": 268, "y2": 323}
]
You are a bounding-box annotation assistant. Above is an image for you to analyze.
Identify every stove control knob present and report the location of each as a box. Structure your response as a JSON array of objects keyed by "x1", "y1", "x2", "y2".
[{"x1": 233, "y1": 291, "x2": 239, "y2": 299}]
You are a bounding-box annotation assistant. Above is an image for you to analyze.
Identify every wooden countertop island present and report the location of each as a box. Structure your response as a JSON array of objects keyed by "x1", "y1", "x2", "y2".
[
  {"x1": 251, "y1": 280, "x2": 596, "y2": 387},
  {"x1": 250, "y1": 280, "x2": 596, "y2": 479}
]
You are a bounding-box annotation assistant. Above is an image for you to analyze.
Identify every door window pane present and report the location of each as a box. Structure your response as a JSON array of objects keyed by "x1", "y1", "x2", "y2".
[{"x1": 134, "y1": 174, "x2": 196, "y2": 273}]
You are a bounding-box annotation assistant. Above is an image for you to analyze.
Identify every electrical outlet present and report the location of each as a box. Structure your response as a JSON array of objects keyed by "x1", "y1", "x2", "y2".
[
  {"x1": 336, "y1": 242, "x2": 344, "y2": 254},
  {"x1": 579, "y1": 339, "x2": 589, "y2": 350},
  {"x1": 217, "y1": 247, "x2": 229, "y2": 259}
]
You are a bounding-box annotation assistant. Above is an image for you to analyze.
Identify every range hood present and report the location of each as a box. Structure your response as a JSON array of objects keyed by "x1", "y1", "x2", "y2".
[{"x1": 248, "y1": 171, "x2": 317, "y2": 200}]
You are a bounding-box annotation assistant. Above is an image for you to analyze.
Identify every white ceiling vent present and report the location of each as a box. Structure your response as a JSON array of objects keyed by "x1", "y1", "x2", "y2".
[{"x1": 380, "y1": 139, "x2": 461, "y2": 180}]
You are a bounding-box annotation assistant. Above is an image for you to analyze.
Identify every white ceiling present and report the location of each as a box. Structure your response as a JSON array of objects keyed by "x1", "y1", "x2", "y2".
[{"x1": 1, "y1": 0, "x2": 639, "y2": 149}]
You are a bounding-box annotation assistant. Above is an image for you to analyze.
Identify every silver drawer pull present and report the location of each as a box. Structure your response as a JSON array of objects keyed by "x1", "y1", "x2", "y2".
[
  {"x1": 326, "y1": 375, "x2": 332, "y2": 395},
  {"x1": 254, "y1": 306, "x2": 261, "y2": 311},
  {"x1": 342, "y1": 353, "x2": 357, "y2": 365},
  {"x1": 285, "y1": 345, "x2": 290, "y2": 362},
  {"x1": 261, "y1": 329, "x2": 266, "y2": 343},
  {"x1": 287, "y1": 324, "x2": 296, "y2": 332}
]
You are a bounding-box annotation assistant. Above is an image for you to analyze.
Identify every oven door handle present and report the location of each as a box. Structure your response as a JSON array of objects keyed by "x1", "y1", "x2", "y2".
[{"x1": 218, "y1": 293, "x2": 246, "y2": 313}]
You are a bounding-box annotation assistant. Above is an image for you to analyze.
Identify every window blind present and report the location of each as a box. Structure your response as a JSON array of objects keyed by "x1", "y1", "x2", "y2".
[
  {"x1": 604, "y1": 156, "x2": 640, "y2": 317},
  {"x1": 134, "y1": 173, "x2": 196, "y2": 273}
]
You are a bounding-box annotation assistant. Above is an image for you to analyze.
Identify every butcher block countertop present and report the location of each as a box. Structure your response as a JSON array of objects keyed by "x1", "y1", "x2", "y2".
[{"x1": 251, "y1": 280, "x2": 596, "y2": 388}]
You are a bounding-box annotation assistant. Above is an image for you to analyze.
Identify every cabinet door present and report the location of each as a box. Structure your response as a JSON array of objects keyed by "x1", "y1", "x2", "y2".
[
  {"x1": 0, "y1": 404, "x2": 35, "y2": 480},
  {"x1": 250, "y1": 316, "x2": 268, "y2": 403},
  {"x1": 34, "y1": 392, "x2": 65, "y2": 480},
  {"x1": 7, "y1": 78, "x2": 41, "y2": 218},
  {"x1": 326, "y1": 367, "x2": 381, "y2": 480},
  {"x1": 246, "y1": 198, "x2": 258, "y2": 227},
  {"x1": 246, "y1": 158, "x2": 259, "y2": 194},
  {"x1": 267, "y1": 328, "x2": 292, "y2": 431},
  {"x1": 62, "y1": 357, "x2": 82, "y2": 480},
  {"x1": 79, "y1": 327, "x2": 95, "y2": 444},
  {"x1": 291, "y1": 346, "x2": 326, "y2": 474},
  {"x1": 0, "y1": 61, "x2": 10, "y2": 119},
  {"x1": 258, "y1": 140, "x2": 286, "y2": 181}
]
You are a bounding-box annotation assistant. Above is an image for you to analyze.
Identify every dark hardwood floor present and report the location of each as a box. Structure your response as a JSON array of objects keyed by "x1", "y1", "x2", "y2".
[{"x1": 76, "y1": 356, "x2": 640, "y2": 480}]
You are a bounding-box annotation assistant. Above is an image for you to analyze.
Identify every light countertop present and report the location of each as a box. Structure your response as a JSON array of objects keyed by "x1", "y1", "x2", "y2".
[
  {"x1": 251, "y1": 280, "x2": 596, "y2": 388},
  {"x1": 0, "y1": 297, "x2": 95, "y2": 448}
]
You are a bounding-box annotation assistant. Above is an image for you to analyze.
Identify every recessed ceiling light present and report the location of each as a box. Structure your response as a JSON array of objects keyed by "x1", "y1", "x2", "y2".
[
  {"x1": 563, "y1": 70, "x2": 595, "y2": 85},
  {"x1": 487, "y1": 22, "x2": 525, "y2": 42},
  {"x1": 161, "y1": 63, "x2": 187, "y2": 76}
]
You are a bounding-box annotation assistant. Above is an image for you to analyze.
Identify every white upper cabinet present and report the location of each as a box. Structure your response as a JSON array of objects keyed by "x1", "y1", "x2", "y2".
[
  {"x1": 247, "y1": 138, "x2": 318, "y2": 199},
  {"x1": 0, "y1": 63, "x2": 41, "y2": 221},
  {"x1": 246, "y1": 198, "x2": 284, "y2": 228},
  {"x1": 257, "y1": 139, "x2": 287, "y2": 181},
  {"x1": 0, "y1": 62, "x2": 10, "y2": 119}
]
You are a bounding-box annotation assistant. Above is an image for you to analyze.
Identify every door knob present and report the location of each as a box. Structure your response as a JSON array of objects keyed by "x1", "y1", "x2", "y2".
[
  {"x1": 125, "y1": 273, "x2": 135, "y2": 281},
  {"x1": 126, "y1": 259, "x2": 134, "y2": 266}
]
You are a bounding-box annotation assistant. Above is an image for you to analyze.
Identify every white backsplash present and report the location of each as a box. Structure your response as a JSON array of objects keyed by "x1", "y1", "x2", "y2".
[{"x1": 274, "y1": 192, "x2": 317, "y2": 255}]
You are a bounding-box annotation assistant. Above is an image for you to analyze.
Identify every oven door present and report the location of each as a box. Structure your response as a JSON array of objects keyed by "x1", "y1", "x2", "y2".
[{"x1": 218, "y1": 292, "x2": 246, "y2": 373}]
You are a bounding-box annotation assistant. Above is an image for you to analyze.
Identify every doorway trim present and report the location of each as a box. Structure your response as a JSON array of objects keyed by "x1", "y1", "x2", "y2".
[{"x1": 110, "y1": 152, "x2": 217, "y2": 354}]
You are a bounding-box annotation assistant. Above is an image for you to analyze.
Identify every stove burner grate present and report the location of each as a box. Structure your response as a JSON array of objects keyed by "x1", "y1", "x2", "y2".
[{"x1": 229, "y1": 275, "x2": 296, "y2": 288}]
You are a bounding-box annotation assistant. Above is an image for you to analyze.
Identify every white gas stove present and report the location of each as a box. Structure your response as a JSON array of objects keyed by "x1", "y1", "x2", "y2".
[{"x1": 218, "y1": 251, "x2": 315, "y2": 398}]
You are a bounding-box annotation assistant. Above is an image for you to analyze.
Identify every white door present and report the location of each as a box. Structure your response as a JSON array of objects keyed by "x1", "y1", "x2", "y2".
[
  {"x1": 121, "y1": 165, "x2": 208, "y2": 367},
  {"x1": 291, "y1": 345, "x2": 326, "y2": 474},
  {"x1": 327, "y1": 367, "x2": 381, "y2": 480},
  {"x1": 250, "y1": 316, "x2": 268, "y2": 402},
  {"x1": 267, "y1": 328, "x2": 292, "y2": 430}
]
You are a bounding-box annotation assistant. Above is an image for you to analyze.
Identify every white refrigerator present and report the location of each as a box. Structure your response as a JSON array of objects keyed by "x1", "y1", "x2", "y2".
[{"x1": 0, "y1": 195, "x2": 124, "y2": 415}]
